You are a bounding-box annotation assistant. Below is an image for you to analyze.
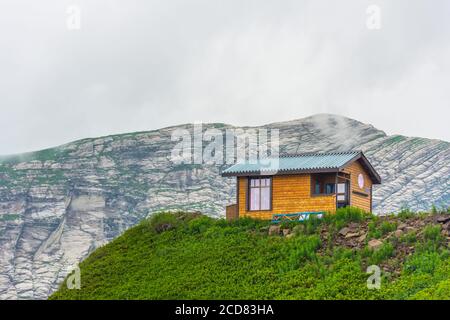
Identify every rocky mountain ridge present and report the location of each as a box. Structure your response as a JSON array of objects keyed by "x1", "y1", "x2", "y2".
[{"x1": 0, "y1": 114, "x2": 448, "y2": 299}]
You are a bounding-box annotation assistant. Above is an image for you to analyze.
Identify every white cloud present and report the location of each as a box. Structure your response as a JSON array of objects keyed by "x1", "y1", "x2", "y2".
[{"x1": 0, "y1": 0, "x2": 449, "y2": 155}]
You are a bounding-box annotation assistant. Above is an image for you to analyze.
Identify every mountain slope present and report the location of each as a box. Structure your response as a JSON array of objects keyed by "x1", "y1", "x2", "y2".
[
  {"x1": 50, "y1": 210, "x2": 450, "y2": 300},
  {"x1": 0, "y1": 114, "x2": 449, "y2": 299}
]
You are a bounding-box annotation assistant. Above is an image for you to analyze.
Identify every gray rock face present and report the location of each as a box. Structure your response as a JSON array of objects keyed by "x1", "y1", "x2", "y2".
[{"x1": 0, "y1": 114, "x2": 448, "y2": 299}]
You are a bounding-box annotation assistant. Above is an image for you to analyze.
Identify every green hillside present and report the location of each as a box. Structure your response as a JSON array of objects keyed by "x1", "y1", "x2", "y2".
[{"x1": 50, "y1": 208, "x2": 450, "y2": 300}]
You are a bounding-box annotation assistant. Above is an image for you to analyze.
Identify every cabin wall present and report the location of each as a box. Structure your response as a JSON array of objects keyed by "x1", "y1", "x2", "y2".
[
  {"x1": 342, "y1": 160, "x2": 373, "y2": 212},
  {"x1": 237, "y1": 174, "x2": 336, "y2": 220}
]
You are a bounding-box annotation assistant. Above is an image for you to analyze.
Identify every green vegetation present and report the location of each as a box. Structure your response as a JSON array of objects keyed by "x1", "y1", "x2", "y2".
[
  {"x1": 0, "y1": 147, "x2": 71, "y2": 165},
  {"x1": 50, "y1": 208, "x2": 450, "y2": 300},
  {"x1": 0, "y1": 214, "x2": 20, "y2": 221},
  {"x1": 368, "y1": 242, "x2": 395, "y2": 265}
]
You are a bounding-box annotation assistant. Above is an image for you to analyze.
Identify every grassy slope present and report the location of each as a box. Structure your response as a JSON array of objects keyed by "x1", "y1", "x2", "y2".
[{"x1": 50, "y1": 208, "x2": 450, "y2": 300}]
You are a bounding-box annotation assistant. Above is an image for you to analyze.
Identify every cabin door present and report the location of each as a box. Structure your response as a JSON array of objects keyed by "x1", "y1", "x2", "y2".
[{"x1": 336, "y1": 181, "x2": 349, "y2": 208}]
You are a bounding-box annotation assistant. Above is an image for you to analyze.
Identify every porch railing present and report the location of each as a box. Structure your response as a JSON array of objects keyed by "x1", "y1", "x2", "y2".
[{"x1": 271, "y1": 211, "x2": 325, "y2": 224}]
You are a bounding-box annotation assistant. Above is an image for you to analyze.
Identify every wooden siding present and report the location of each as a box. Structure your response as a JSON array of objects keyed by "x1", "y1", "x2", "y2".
[
  {"x1": 342, "y1": 160, "x2": 373, "y2": 212},
  {"x1": 226, "y1": 204, "x2": 238, "y2": 221},
  {"x1": 238, "y1": 174, "x2": 336, "y2": 220}
]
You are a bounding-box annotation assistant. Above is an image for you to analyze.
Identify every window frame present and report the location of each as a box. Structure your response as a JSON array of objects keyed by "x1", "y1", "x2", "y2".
[
  {"x1": 310, "y1": 174, "x2": 337, "y2": 197},
  {"x1": 325, "y1": 183, "x2": 335, "y2": 194},
  {"x1": 246, "y1": 176, "x2": 273, "y2": 211}
]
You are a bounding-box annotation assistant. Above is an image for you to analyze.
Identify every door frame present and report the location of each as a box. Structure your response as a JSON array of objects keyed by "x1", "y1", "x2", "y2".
[{"x1": 336, "y1": 180, "x2": 350, "y2": 208}]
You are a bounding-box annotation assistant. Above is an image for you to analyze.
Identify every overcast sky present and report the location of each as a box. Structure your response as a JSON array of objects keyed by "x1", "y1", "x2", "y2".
[{"x1": 0, "y1": 0, "x2": 449, "y2": 155}]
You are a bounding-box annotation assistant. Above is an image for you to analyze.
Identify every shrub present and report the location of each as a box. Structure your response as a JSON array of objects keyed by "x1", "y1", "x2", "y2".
[
  {"x1": 380, "y1": 221, "x2": 397, "y2": 235},
  {"x1": 307, "y1": 258, "x2": 371, "y2": 300},
  {"x1": 324, "y1": 206, "x2": 367, "y2": 230},
  {"x1": 413, "y1": 279, "x2": 450, "y2": 299},
  {"x1": 334, "y1": 206, "x2": 366, "y2": 222},
  {"x1": 186, "y1": 216, "x2": 214, "y2": 234},
  {"x1": 303, "y1": 215, "x2": 323, "y2": 234},
  {"x1": 332, "y1": 247, "x2": 358, "y2": 261},
  {"x1": 278, "y1": 235, "x2": 322, "y2": 272},
  {"x1": 148, "y1": 212, "x2": 180, "y2": 233},
  {"x1": 368, "y1": 242, "x2": 395, "y2": 265},
  {"x1": 400, "y1": 232, "x2": 417, "y2": 245},
  {"x1": 417, "y1": 225, "x2": 446, "y2": 252},
  {"x1": 232, "y1": 217, "x2": 262, "y2": 228},
  {"x1": 423, "y1": 225, "x2": 442, "y2": 241},
  {"x1": 292, "y1": 224, "x2": 305, "y2": 235},
  {"x1": 404, "y1": 251, "x2": 443, "y2": 275},
  {"x1": 50, "y1": 210, "x2": 450, "y2": 300},
  {"x1": 431, "y1": 205, "x2": 438, "y2": 215},
  {"x1": 398, "y1": 207, "x2": 415, "y2": 219},
  {"x1": 279, "y1": 220, "x2": 298, "y2": 230},
  {"x1": 367, "y1": 221, "x2": 382, "y2": 239}
]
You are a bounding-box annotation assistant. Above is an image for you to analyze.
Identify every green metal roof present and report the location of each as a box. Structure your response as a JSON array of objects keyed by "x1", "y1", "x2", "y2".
[{"x1": 221, "y1": 150, "x2": 381, "y2": 184}]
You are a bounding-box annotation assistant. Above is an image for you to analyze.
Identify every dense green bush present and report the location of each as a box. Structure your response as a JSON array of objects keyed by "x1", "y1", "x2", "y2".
[
  {"x1": 278, "y1": 235, "x2": 321, "y2": 272},
  {"x1": 380, "y1": 221, "x2": 397, "y2": 235},
  {"x1": 367, "y1": 221, "x2": 382, "y2": 239},
  {"x1": 404, "y1": 251, "x2": 444, "y2": 275},
  {"x1": 399, "y1": 232, "x2": 417, "y2": 245},
  {"x1": 147, "y1": 211, "x2": 181, "y2": 233},
  {"x1": 413, "y1": 279, "x2": 450, "y2": 299},
  {"x1": 423, "y1": 225, "x2": 442, "y2": 242},
  {"x1": 50, "y1": 211, "x2": 450, "y2": 300},
  {"x1": 324, "y1": 206, "x2": 367, "y2": 229},
  {"x1": 398, "y1": 207, "x2": 415, "y2": 220},
  {"x1": 369, "y1": 242, "x2": 395, "y2": 265}
]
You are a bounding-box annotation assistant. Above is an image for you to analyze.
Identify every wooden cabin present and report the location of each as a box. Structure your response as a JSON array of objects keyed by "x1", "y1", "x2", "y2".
[{"x1": 221, "y1": 151, "x2": 381, "y2": 221}]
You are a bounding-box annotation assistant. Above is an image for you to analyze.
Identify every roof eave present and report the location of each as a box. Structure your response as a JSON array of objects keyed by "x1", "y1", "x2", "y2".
[
  {"x1": 221, "y1": 167, "x2": 340, "y2": 177},
  {"x1": 220, "y1": 150, "x2": 382, "y2": 184},
  {"x1": 339, "y1": 152, "x2": 382, "y2": 184}
]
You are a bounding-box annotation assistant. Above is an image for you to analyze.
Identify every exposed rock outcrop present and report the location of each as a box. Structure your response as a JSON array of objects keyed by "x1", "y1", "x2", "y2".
[{"x1": 0, "y1": 114, "x2": 448, "y2": 299}]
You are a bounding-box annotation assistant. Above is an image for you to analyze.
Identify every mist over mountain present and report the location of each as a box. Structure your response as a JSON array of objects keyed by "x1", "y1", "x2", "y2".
[{"x1": 0, "y1": 114, "x2": 448, "y2": 299}]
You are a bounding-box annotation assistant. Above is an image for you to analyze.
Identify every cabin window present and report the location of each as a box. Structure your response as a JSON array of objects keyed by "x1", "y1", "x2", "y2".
[
  {"x1": 315, "y1": 181, "x2": 321, "y2": 194},
  {"x1": 248, "y1": 178, "x2": 271, "y2": 211},
  {"x1": 311, "y1": 173, "x2": 336, "y2": 195},
  {"x1": 325, "y1": 183, "x2": 335, "y2": 194}
]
